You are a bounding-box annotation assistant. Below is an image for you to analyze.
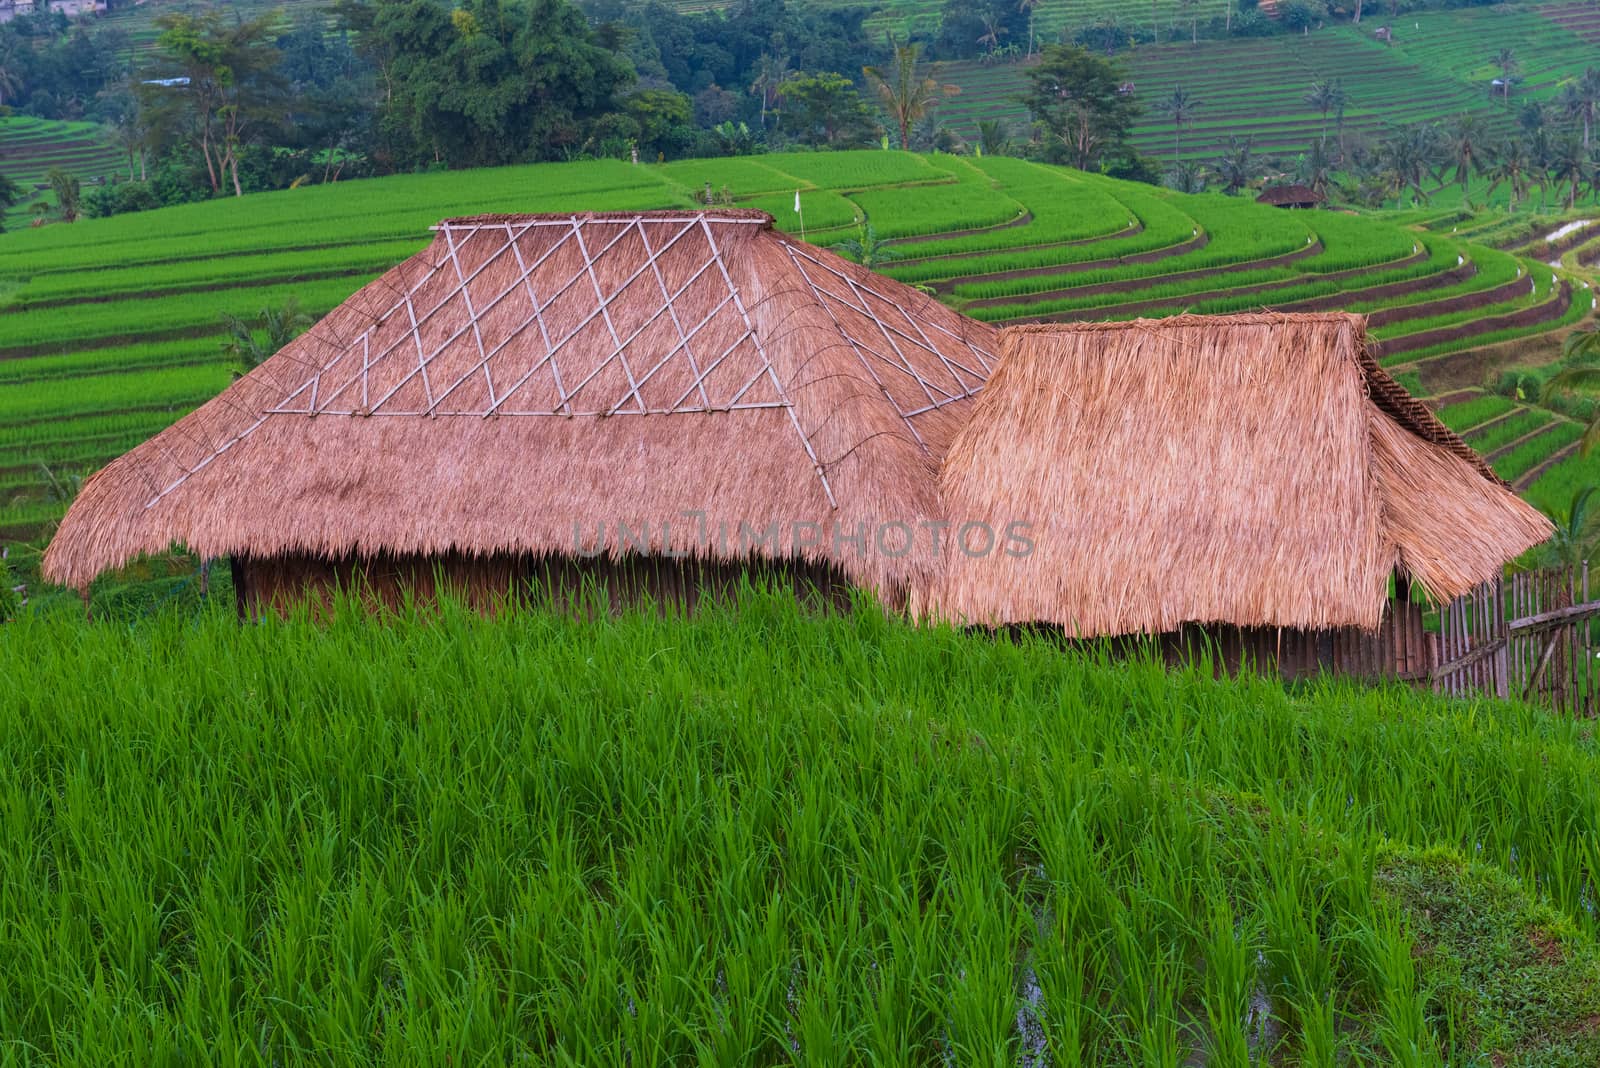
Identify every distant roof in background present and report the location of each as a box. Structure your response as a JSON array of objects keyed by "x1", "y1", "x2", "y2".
[
  {"x1": 44, "y1": 211, "x2": 1000, "y2": 592},
  {"x1": 1256, "y1": 184, "x2": 1327, "y2": 207},
  {"x1": 924, "y1": 314, "x2": 1552, "y2": 634}
]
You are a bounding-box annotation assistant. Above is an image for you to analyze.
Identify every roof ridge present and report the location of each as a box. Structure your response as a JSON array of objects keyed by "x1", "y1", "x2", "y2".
[
  {"x1": 1002, "y1": 311, "x2": 1364, "y2": 336},
  {"x1": 435, "y1": 209, "x2": 776, "y2": 230}
]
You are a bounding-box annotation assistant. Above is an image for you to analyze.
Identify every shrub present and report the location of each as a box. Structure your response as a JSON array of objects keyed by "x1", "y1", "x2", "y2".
[
  {"x1": 1493, "y1": 370, "x2": 1542, "y2": 404},
  {"x1": 83, "y1": 181, "x2": 162, "y2": 219},
  {"x1": 1280, "y1": 0, "x2": 1328, "y2": 29}
]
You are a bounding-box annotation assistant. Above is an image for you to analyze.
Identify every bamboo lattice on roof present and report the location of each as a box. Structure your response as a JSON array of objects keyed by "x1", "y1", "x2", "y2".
[{"x1": 42, "y1": 211, "x2": 1000, "y2": 593}]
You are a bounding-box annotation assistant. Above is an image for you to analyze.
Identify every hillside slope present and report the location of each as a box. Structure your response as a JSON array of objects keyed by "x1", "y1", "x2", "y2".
[
  {"x1": 0, "y1": 151, "x2": 1590, "y2": 555},
  {"x1": 939, "y1": 1, "x2": 1599, "y2": 166}
]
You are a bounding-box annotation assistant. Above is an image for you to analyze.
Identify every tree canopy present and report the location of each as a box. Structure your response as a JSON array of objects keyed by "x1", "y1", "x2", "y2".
[{"x1": 1020, "y1": 45, "x2": 1141, "y2": 172}]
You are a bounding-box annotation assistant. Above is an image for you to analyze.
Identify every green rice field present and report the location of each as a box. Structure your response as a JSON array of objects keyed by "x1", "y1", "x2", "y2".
[
  {"x1": 6, "y1": 7, "x2": 1600, "y2": 1052},
  {"x1": 2, "y1": 593, "x2": 1600, "y2": 1064},
  {"x1": 0, "y1": 149, "x2": 1589, "y2": 551},
  {"x1": 927, "y1": 0, "x2": 1600, "y2": 175},
  {"x1": 0, "y1": 115, "x2": 124, "y2": 229}
]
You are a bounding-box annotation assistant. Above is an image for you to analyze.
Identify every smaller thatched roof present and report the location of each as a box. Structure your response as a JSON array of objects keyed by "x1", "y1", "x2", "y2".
[
  {"x1": 924, "y1": 313, "x2": 1552, "y2": 634},
  {"x1": 1257, "y1": 184, "x2": 1326, "y2": 208}
]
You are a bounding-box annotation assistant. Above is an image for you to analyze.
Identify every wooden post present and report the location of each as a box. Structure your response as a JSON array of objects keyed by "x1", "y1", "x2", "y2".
[
  {"x1": 1493, "y1": 575, "x2": 1509, "y2": 700},
  {"x1": 1585, "y1": 561, "x2": 1593, "y2": 718}
]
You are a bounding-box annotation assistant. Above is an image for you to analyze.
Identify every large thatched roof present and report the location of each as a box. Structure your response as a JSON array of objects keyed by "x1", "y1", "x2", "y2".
[
  {"x1": 44, "y1": 211, "x2": 1000, "y2": 593},
  {"x1": 924, "y1": 314, "x2": 1552, "y2": 633}
]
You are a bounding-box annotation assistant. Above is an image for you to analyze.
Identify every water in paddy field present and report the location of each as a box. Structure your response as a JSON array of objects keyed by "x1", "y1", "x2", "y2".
[{"x1": 1543, "y1": 220, "x2": 1593, "y2": 267}]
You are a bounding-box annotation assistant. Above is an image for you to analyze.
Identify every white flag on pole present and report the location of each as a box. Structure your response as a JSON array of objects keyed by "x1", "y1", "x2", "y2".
[{"x1": 794, "y1": 190, "x2": 801, "y2": 213}]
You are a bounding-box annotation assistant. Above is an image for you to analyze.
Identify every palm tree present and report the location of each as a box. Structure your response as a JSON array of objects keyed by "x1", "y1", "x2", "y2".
[
  {"x1": 1096, "y1": 12, "x2": 1121, "y2": 55},
  {"x1": 1541, "y1": 486, "x2": 1600, "y2": 569},
  {"x1": 1444, "y1": 113, "x2": 1488, "y2": 209},
  {"x1": 1165, "y1": 160, "x2": 1206, "y2": 193},
  {"x1": 712, "y1": 121, "x2": 754, "y2": 156},
  {"x1": 0, "y1": 37, "x2": 20, "y2": 108},
  {"x1": 110, "y1": 116, "x2": 150, "y2": 183},
  {"x1": 1493, "y1": 48, "x2": 1519, "y2": 105},
  {"x1": 863, "y1": 43, "x2": 958, "y2": 152},
  {"x1": 831, "y1": 216, "x2": 900, "y2": 271},
  {"x1": 1304, "y1": 80, "x2": 1346, "y2": 152},
  {"x1": 1380, "y1": 124, "x2": 1443, "y2": 206},
  {"x1": 1018, "y1": 0, "x2": 1042, "y2": 55},
  {"x1": 1548, "y1": 133, "x2": 1588, "y2": 209},
  {"x1": 1329, "y1": 80, "x2": 1350, "y2": 158},
  {"x1": 1179, "y1": 0, "x2": 1201, "y2": 43},
  {"x1": 46, "y1": 169, "x2": 80, "y2": 223},
  {"x1": 1559, "y1": 68, "x2": 1600, "y2": 150},
  {"x1": 221, "y1": 299, "x2": 313, "y2": 377},
  {"x1": 749, "y1": 53, "x2": 792, "y2": 129},
  {"x1": 976, "y1": 118, "x2": 1012, "y2": 157},
  {"x1": 1525, "y1": 124, "x2": 1556, "y2": 211},
  {"x1": 1484, "y1": 138, "x2": 1532, "y2": 212},
  {"x1": 976, "y1": 14, "x2": 1009, "y2": 57},
  {"x1": 1161, "y1": 87, "x2": 1198, "y2": 160},
  {"x1": 1297, "y1": 139, "x2": 1333, "y2": 199},
  {"x1": 1210, "y1": 136, "x2": 1257, "y2": 194},
  {"x1": 1545, "y1": 330, "x2": 1600, "y2": 456}
]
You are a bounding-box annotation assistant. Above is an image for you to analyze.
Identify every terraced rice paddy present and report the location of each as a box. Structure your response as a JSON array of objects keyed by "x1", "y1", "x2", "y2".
[
  {"x1": 932, "y1": 0, "x2": 1600, "y2": 171},
  {"x1": 0, "y1": 150, "x2": 1588, "y2": 556},
  {"x1": 90, "y1": 0, "x2": 333, "y2": 54},
  {"x1": 1436, "y1": 391, "x2": 1596, "y2": 496},
  {"x1": 0, "y1": 115, "x2": 123, "y2": 229},
  {"x1": 7, "y1": 595, "x2": 1600, "y2": 1063}
]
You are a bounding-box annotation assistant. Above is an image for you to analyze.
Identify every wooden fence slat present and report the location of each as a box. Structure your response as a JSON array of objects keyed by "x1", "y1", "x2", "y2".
[{"x1": 1585, "y1": 562, "x2": 1593, "y2": 719}]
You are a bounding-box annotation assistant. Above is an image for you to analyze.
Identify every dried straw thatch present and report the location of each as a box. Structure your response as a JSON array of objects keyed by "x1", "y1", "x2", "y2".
[
  {"x1": 1256, "y1": 184, "x2": 1326, "y2": 208},
  {"x1": 924, "y1": 314, "x2": 1552, "y2": 633},
  {"x1": 43, "y1": 211, "x2": 999, "y2": 597}
]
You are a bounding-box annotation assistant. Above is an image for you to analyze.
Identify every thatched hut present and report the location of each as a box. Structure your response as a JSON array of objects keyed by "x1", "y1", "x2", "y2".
[
  {"x1": 43, "y1": 210, "x2": 1000, "y2": 613},
  {"x1": 1256, "y1": 184, "x2": 1326, "y2": 209},
  {"x1": 923, "y1": 314, "x2": 1552, "y2": 674}
]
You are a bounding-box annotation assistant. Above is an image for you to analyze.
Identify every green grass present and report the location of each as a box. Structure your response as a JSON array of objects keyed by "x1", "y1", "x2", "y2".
[
  {"x1": 751, "y1": 150, "x2": 950, "y2": 189},
  {"x1": 0, "y1": 339, "x2": 228, "y2": 385},
  {"x1": 0, "y1": 365, "x2": 232, "y2": 424},
  {"x1": 1385, "y1": 283, "x2": 1596, "y2": 366},
  {"x1": 953, "y1": 192, "x2": 1316, "y2": 303},
  {"x1": 968, "y1": 210, "x2": 1423, "y2": 318},
  {"x1": 0, "y1": 408, "x2": 198, "y2": 454},
  {"x1": 0, "y1": 432, "x2": 160, "y2": 475},
  {"x1": 1494, "y1": 422, "x2": 1584, "y2": 483},
  {"x1": 884, "y1": 157, "x2": 1132, "y2": 257},
  {"x1": 0, "y1": 275, "x2": 381, "y2": 352},
  {"x1": 1466, "y1": 409, "x2": 1558, "y2": 454},
  {"x1": 0, "y1": 239, "x2": 426, "y2": 309},
  {"x1": 2, "y1": 593, "x2": 1600, "y2": 1063},
  {"x1": 849, "y1": 168, "x2": 1025, "y2": 238},
  {"x1": 882, "y1": 188, "x2": 1196, "y2": 286},
  {"x1": 1526, "y1": 440, "x2": 1600, "y2": 513},
  {"x1": 1438, "y1": 395, "x2": 1518, "y2": 433},
  {"x1": 1371, "y1": 276, "x2": 1553, "y2": 342},
  {"x1": 1344, "y1": 245, "x2": 1517, "y2": 314}
]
